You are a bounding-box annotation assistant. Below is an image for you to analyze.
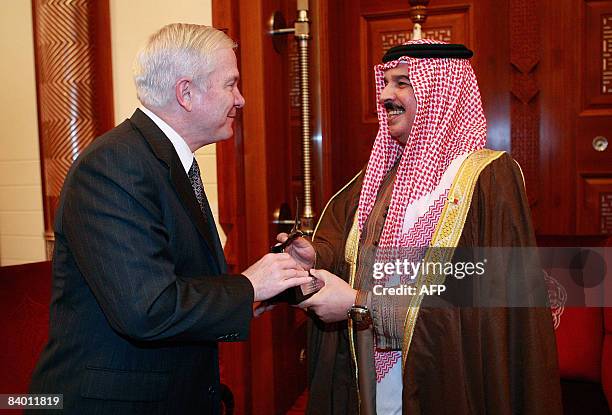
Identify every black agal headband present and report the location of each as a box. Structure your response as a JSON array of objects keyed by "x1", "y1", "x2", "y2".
[{"x1": 382, "y1": 43, "x2": 473, "y2": 62}]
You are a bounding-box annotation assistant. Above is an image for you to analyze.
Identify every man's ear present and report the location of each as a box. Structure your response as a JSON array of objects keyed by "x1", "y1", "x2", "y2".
[{"x1": 175, "y1": 78, "x2": 193, "y2": 111}]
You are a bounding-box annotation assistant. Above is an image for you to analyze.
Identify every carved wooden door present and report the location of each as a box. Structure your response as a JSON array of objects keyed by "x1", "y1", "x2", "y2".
[{"x1": 574, "y1": 0, "x2": 612, "y2": 234}]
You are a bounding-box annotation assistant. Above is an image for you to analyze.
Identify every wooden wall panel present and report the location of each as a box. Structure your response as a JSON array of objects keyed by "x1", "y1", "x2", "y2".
[
  {"x1": 259, "y1": 1, "x2": 309, "y2": 409},
  {"x1": 575, "y1": 0, "x2": 612, "y2": 234},
  {"x1": 212, "y1": 2, "x2": 254, "y2": 414},
  {"x1": 577, "y1": 117, "x2": 612, "y2": 174},
  {"x1": 472, "y1": 0, "x2": 510, "y2": 152},
  {"x1": 312, "y1": 0, "x2": 335, "y2": 204},
  {"x1": 583, "y1": 2, "x2": 612, "y2": 112},
  {"x1": 214, "y1": 0, "x2": 310, "y2": 413},
  {"x1": 537, "y1": 0, "x2": 579, "y2": 234},
  {"x1": 235, "y1": 0, "x2": 279, "y2": 412},
  {"x1": 578, "y1": 176, "x2": 612, "y2": 233}
]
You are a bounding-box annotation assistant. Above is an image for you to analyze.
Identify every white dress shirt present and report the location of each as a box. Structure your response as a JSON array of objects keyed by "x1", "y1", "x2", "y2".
[{"x1": 139, "y1": 106, "x2": 193, "y2": 174}]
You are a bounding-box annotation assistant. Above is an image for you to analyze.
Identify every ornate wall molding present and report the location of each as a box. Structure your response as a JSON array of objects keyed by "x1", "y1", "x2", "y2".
[{"x1": 602, "y1": 14, "x2": 612, "y2": 94}]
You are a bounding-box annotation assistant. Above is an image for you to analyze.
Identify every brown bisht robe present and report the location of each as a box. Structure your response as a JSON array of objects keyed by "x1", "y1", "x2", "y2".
[{"x1": 307, "y1": 153, "x2": 563, "y2": 415}]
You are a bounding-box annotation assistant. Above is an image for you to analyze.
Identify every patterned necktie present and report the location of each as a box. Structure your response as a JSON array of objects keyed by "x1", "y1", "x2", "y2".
[
  {"x1": 188, "y1": 158, "x2": 207, "y2": 215},
  {"x1": 188, "y1": 157, "x2": 227, "y2": 272}
]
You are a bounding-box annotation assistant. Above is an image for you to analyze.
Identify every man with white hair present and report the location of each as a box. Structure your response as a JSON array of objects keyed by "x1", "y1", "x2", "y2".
[
  {"x1": 282, "y1": 40, "x2": 562, "y2": 414},
  {"x1": 29, "y1": 24, "x2": 310, "y2": 414}
]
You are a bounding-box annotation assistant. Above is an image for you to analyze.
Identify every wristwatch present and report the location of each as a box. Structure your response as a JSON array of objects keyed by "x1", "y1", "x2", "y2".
[{"x1": 348, "y1": 304, "x2": 372, "y2": 329}]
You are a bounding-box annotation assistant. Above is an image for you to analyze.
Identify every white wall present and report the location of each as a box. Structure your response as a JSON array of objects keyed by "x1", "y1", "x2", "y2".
[
  {"x1": 0, "y1": 0, "x2": 220, "y2": 266},
  {"x1": 0, "y1": 1, "x2": 45, "y2": 266},
  {"x1": 110, "y1": 0, "x2": 212, "y2": 121}
]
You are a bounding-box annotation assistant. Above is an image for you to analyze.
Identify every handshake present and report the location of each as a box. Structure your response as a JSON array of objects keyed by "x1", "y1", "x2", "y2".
[
  {"x1": 242, "y1": 233, "x2": 358, "y2": 323},
  {"x1": 241, "y1": 232, "x2": 317, "y2": 303}
]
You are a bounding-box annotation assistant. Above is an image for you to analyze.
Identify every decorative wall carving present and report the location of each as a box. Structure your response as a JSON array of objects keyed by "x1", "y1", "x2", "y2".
[
  {"x1": 36, "y1": 1, "x2": 96, "y2": 196},
  {"x1": 603, "y1": 14, "x2": 612, "y2": 94},
  {"x1": 380, "y1": 31, "x2": 412, "y2": 50},
  {"x1": 380, "y1": 27, "x2": 452, "y2": 53},
  {"x1": 32, "y1": 0, "x2": 114, "y2": 257},
  {"x1": 601, "y1": 192, "x2": 612, "y2": 233},
  {"x1": 510, "y1": 0, "x2": 540, "y2": 204},
  {"x1": 421, "y1": 27, "x2": 452, "y2": 42},
  {"x1": 583, "y1": 3, "x2": 612, "y2": 112}
]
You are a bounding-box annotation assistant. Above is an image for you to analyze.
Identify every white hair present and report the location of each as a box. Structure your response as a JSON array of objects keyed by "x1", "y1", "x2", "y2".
[{"x1": 133, "y1": 23, "x2": 236, "y2": 108}]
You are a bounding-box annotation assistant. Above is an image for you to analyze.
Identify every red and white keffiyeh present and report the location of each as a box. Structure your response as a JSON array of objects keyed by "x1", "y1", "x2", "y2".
[
  {"x1": 358, "y1": 39, "x2": 487, "y2": 246},
  {"x1": 359, "y1": 39, "x2": 487, "y2": 383}
]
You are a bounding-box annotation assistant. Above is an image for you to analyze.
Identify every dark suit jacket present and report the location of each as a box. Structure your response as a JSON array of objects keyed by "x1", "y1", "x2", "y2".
[{"x1": 28, "y1": 109, "x2": 254, "y2": 414}]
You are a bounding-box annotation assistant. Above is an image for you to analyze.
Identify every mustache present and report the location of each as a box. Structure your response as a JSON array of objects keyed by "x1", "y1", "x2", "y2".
[{"x1": 383, "y1": 100, "x2": 405, "y2": 111}]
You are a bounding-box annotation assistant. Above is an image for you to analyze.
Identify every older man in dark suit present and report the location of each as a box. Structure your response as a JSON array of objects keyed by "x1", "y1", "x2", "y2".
[{"x1": 28, "y1": 23, "x2": 310, "y2": 414}]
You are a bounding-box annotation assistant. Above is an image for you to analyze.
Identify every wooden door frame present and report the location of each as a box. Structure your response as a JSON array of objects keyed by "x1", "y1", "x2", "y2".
[
  {"x1": 213, "y1": 0, "x2": 335, "y2": 413},
  {"x1": 212, "y1": 2, "x2": 253, "y2": 413}
]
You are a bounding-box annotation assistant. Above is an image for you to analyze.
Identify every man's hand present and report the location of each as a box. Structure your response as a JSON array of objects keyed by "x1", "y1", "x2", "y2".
[
  {"x1": 276, "y1": 233, "x2": 316, "y2": 270},
  {"x1": 242, "y1": 253, "x2": 312, "y2": 302},
  {"x1": 298, "y1": 269, "x2": 357, "y2": 323}
]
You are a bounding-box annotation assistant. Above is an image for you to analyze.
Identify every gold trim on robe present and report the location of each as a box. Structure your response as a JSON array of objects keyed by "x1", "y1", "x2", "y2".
[
  {"x1": 341, "y1": 149, "x2": 505, "y2": 400},
  {"x1": 401, "y1": 149, "x2": 505, "y2": 368}
]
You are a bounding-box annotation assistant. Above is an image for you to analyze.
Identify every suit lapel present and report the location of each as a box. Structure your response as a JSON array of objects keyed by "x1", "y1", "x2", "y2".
[{"x1": 129, "y1": 109, "x2": 226, "y2": 273}]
